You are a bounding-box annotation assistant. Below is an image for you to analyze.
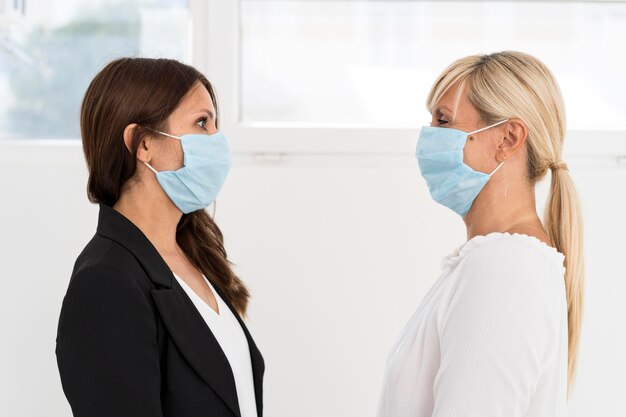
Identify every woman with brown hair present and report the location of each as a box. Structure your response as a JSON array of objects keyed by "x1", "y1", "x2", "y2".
[{"x1": 55, "y1": 58, "x2": 264, "y2": 417}]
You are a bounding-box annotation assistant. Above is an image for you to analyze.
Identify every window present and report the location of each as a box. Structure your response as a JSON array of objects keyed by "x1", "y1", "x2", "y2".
[
  {"x1": 3, "y1": 0, "x2": 624, "y2": 155},
  {"x1": 0, "y1": 0, "x2": 191, "y2": 140},
  {"x1": 240, "y1": 0, "x2": 626, "y2": 131}
]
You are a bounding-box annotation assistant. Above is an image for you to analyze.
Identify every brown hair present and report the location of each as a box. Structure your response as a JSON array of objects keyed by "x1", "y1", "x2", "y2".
[{"x1": 81, "y1": 57, "x2": 250, "y2": 315}]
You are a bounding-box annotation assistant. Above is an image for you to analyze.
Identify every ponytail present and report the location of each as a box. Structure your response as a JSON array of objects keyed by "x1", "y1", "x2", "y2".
[{"x1": 544, "y1": 164, "x2": 584, "y2": 391}]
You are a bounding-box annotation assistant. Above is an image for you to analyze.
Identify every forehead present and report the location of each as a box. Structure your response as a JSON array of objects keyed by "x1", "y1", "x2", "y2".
[
  {"x1": 434, "y1": 84, "x2": 476, "y2": 119},
  {"x1": 176, "y1": 82, "x2": 214, "y2": 113}
]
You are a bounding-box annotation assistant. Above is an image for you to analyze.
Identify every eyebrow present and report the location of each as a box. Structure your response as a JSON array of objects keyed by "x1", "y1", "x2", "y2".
[
  {"x1": 434, "y1": 105, "x2": 453, "y2": 116},
  {"x1": 196, "y1": 109, "x2": 215, "y2": 120}
]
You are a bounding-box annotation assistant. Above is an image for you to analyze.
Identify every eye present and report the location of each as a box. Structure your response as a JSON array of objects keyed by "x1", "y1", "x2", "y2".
[
  {"x1": 196, "y1": 117, "x2": 208, "y2": 130},
  {"x1": 437, "y1": 118, "x2": 449, "y2": 125}
]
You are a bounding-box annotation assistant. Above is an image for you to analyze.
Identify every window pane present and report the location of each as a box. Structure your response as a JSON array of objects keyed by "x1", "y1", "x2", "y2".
[
  {"x1": 0, "y1": 0, "x2": 190, "y2": 139},
  {"x1": 241, "y1": 0, "x2": 626, "y2": 130}
]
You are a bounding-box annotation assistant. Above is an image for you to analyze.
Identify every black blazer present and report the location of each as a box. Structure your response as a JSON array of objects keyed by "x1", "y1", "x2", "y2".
[{"x1": 56, "y1": 203, "x2": 264, "y2": 417}]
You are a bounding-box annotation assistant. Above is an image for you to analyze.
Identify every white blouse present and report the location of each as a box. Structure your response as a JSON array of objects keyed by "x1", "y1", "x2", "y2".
[
  {"x1": 173, "y1": 272, "x2": 258, "y2": 417},
  {"x1": 377, "y1": 232, "x2": 568, "y2": 417}
]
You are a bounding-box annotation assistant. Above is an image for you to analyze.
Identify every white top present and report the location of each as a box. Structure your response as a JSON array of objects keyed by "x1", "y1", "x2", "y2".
[
  {"x1": 173, "y1": 272, "x2": 258, "y2": 417},
  {"x1": 377, "y1": 232, "x2": 568, "y2": 417}
]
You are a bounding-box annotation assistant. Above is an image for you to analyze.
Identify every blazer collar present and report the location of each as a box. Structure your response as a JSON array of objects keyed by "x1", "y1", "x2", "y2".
[{"x1": 96, "y1": 202, "x2": 173, "y2": 288}]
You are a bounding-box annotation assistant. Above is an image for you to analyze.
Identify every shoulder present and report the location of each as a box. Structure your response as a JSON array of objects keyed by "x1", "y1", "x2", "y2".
[
  {"x1": 74, "y1": 233, "x2": 141, "y2": 274},
  {"x1": 71, "y1": 234, "x2": 151, "y2": 289},
  {"x1": 59, "y1": 259, "x2": 157, "y2": 338},
  {"x1": 443, "y1": 233, "x2": 566, "y2": 333},
  {"x1": 457, "y1": 232, "x2": 566, "y2": 295},
  {"x1": 64, "y1": 235, "x2": 155, "y2": 311},
  {"x1": 461, "y1": 232, "x2": 564, "y2": 273}
]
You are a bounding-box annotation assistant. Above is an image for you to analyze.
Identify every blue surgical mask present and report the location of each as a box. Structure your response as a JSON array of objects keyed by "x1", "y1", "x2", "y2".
[
  {"x1": 415, "y1": 119, "x2": 508, "y2": 217},
  {"x1": 143, "y1": 130, "x2": 232, "y2": 214}
]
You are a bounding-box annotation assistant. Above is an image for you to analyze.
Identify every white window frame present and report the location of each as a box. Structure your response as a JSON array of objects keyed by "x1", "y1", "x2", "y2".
[
  {"x1": 0, "y1": 0, "x2": 624, "y2": 170},
  {"x1": 194, "y1": 0, "x2": 626, "y2": 165}
]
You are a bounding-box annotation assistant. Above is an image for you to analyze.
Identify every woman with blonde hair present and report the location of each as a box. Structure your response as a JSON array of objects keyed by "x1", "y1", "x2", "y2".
[{"x1": 377, "y1": 51, "x2": 583, "y2": 417}]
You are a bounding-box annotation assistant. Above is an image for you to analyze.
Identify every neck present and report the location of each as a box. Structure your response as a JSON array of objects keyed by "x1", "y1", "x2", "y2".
[
  {"x1": 113, "y1": 179, "x2": 183, "y2": 256},
  {"x1": 463, "y1": 177, "x2": 541, "y2": 241}
]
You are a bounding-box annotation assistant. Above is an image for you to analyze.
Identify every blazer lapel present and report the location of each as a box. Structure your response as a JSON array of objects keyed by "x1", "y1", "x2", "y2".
[
  {"x1": 151, "y1": 284, "x2": 241, "y2": 417},
  {"x1": 96, "y1": 203, "x2": 242, "y2": 417}
]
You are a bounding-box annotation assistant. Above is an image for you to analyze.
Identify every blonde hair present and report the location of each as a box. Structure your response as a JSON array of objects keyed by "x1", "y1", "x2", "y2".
[{"x1": 427, "y1": 51, "x2": 584, "y2": 391}]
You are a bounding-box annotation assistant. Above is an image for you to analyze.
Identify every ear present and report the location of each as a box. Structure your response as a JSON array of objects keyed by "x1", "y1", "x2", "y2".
[
  {"x1": 498, "y1": 118, "x2": 527, "y2": 160},
  {"x1": 123, "y1": 123, "x2": 152, "y2": 163}
]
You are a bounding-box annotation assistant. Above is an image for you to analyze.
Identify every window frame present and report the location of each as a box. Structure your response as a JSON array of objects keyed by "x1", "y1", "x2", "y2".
[
  {"x1": 1, "y1": 0, "x2": 625, "y2": 167},
  {"x1": 199, "y1": 0, "x2": 626, "y2": 160}
]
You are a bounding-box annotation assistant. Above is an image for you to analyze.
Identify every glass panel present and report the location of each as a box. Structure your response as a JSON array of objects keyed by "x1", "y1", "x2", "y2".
[
  {"x1": 240, "y1": 0, "x2": 626, "y2": 130},
  {"x1": 0, "y1": 0, "x2": 190, "y2": 139}
]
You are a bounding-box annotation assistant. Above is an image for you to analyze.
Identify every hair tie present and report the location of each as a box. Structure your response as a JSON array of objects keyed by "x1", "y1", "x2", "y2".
[{"x1": 549, "y1": 161, "x2": 569, "y2": 171}]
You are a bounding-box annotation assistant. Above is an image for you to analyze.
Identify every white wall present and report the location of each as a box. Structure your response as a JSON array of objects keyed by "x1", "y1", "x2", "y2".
[{"x1": 0, "y1": 141, "x2": 624, "y2": 416}]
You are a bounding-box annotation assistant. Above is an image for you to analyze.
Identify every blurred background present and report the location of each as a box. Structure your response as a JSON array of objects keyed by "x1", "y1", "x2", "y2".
[{"x1": 0, "y1": 0, "x2": 624, "y2": 416}]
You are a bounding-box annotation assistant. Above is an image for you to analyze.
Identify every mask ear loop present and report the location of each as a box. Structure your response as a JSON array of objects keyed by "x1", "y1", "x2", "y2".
[
  {"x1": 143, "y1": 161, "x2": 158, "y2": 174},
  {"x1": 488, "y1": 158, "x2": 505, "y2": 192},
  {"x1": 140, "y1": 127, "x2": 184, "y2": 174},
  {"x1": 489, "y1": 161, "x2": 504, "y2": 177},
  {"x1": 504, "y1": 159, "x2": 508, "y2": 198},
  {"x1": 496, "y1": 151, "x2": 508, "y2": 197},
  {"x1": 468, "y1": 118, "x2": 509, "y2": 136},
  {"x1": 143, "y1": 126, "x2": 183, "y2": 141}
]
